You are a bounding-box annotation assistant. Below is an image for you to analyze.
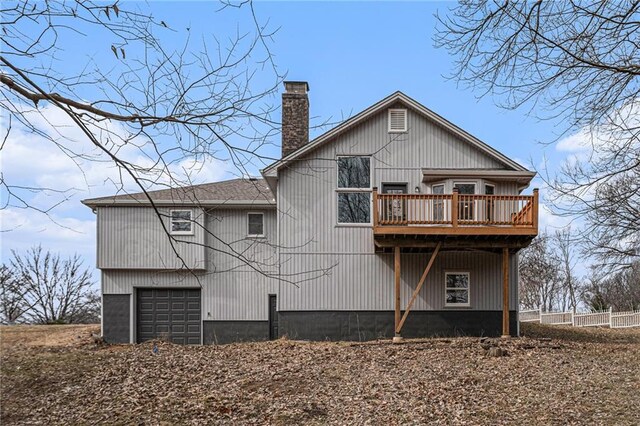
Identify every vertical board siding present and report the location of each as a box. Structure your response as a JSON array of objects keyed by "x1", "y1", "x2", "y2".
[
  {"x1": 101, "y1": 209, "x2": 278, "y2": 321},
  {"x1": 205, "y1": 209, "x2": 278, "y2": 273},
  {"x1": 278, "y1": 107, "x2": 522, "y2": 254},
  {"x1": 277, "y1": 104, "x2": 525, "y2": 312},
  {"x1": 279, "y1": 251, "x2": 518, "y2": 311},
  {"x1": 97, "y1": 207, "x2": 206, "y2": 269}
]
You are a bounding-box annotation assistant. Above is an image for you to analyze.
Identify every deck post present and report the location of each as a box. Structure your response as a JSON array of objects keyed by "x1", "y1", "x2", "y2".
[
  {"x1": 532, "y1": 188, "x2": 539, "y2": 229},
  {"x1": 372, "y1": 187, "x2": 378, "y2": 228},
  {"x1": 502, "y1": 247, "x2": 510, "y2": 338},
  {"x1": 451, "y1": 188, "x2": 459, "y2": 228},
  {"x1": 394, "y1": 246, "x2": 401, "y2": 340}
]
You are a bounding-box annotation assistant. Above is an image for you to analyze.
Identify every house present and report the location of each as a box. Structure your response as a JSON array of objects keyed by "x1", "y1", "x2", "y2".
[{"x1": 82, "y1": 82, "x2": 538, "y2": 344}]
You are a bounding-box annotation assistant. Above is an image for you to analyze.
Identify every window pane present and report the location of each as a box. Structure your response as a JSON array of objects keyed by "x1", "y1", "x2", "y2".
[
  {"x1": 446, "y1": 289, "x2": 469, "y2": 304},
  {"x1": 248, "y1": 214, "x2": 264, "y2": 235},
  {"x1": 172, "y1": 221, "x2": 191, "y2": 232},
  {"x1": 432, "y1": 185, "x2": 445, "y2": 194},
  {"x1": 446, "y1": 274, "x2": 469, "y2": 289},
  {"x1": 338, "y1": 157, "x2": 370, "y2": 189},
  {"x1": 172, "y1": 211, "x2": 191, "y2": 221},
  {"x1": 485, "y1": 185, "x2": 494, "y2": 195},
  {"x1": 454, "y1": 183, "x2": 475, "y2": 194},
  {"x1": 338, "y1": 192, "x2": 370, "y2": 223}
]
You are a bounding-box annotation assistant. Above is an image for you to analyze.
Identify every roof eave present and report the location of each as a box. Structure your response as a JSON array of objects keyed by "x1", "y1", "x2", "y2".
[
  {"x1": 421, "y1": 169, "x2": 536, "y2": 184},
  {"x1": 82, "y1": 199, "x2": 277, "y2": 209}
]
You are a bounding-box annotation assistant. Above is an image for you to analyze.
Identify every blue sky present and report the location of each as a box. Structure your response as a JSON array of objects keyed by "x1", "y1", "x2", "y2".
[{"x1": 1, "y1": 1, "x2": 579, "y2": 277}]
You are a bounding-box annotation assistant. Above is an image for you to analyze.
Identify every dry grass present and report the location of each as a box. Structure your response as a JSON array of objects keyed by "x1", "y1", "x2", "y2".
[
  {"x1": 0, "y1": 324, "x2": 100, "y2": 350},
  {"x1": 1, "y1": 323, "x2": 639, "y2": 425}
]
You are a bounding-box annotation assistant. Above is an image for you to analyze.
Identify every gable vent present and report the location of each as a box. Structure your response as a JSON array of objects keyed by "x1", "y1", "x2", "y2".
[{"x1": 388, "y1": 108, "x2": 407, "y2": 132}]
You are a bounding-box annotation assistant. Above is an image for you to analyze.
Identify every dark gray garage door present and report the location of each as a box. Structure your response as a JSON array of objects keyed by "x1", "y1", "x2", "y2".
[{"x1": 136, "y1": 289, "x2": 201, "y2": 344}]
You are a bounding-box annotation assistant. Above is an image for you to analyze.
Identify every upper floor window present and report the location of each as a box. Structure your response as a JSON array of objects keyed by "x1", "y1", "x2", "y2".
[
  {"x1": 337, "y1": 156, "x2": 371, "y2": 224},
  {"x1": 170, "y1": 210, "x2": 193, "y2": 235},
  {"x1": 337, "y1": 156, "x2": 371, "y2": 189},
  {"x1": 445, "y1": 272, "x2": 470, "y2": 307},
  {"x1": 247, "y1": 212, "x2": 264, "y2": 237},
  {"x1": 388, "y1": 109, "x2": 407, "y2": 132}
]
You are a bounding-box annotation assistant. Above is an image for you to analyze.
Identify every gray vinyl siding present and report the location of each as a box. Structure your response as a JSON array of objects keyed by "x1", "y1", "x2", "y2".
[
  {"x1": 102, "y1": 270, "x2": 277, "y2": 321},
  {"x1": 101, "y1": 209, "x2": 278, "y2": 326},
  {"x1": 277, "y1": 106, "x2": 523, "y2": 312},
  {"x1": 97, "y1": 207, "x2": 206, "y2": 270},
  {"x1": 278, "y1": 106, "x2": 524, "y2": 254},
  {"x1": 205, "y1": 209, "x2": 278, "y2": 273},
  {"x1": 279, "y1": 252, "x2": 518, "y2": 311}
]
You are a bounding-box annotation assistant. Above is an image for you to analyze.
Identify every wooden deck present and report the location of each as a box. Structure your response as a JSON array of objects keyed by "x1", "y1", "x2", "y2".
[{"x1": 372, "y1": 187, "x2": 538, "y2": 250}]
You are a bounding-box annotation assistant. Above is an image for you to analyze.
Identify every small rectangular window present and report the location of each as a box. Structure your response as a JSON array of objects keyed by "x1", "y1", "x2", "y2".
[
  {"x1": 247, "y1": 212, "x2": 264, "y2": 237},
  {"x1": 445, "y1": 272, "x2": 470, "y2": 307},
  {"x1": 388, "y1": 109, "x2": 407, "y2": 132},
  {"x1": 170, "y1": 210, "x2": 193, "y2": 235}
]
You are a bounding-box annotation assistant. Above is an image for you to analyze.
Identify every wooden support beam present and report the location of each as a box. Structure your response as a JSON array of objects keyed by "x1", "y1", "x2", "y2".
[
  {"x1": 502, "y1": 247, "x2": 510, "y2": 338},
  {"x1": 372, "y1": 187, "x2": 379, "y2": 227},
  {"x1": 396, "y1": 242, "x2": 441, "y2": 334},
  {"x1": 451, "y1": 188, "x2": 459, "y2": 228},
  {"x1": 374, "y1": 239, "x2": 532, "y2": 250},
  {"x1": 394, "y1": 246, "x2": 401, "y2": 335}
]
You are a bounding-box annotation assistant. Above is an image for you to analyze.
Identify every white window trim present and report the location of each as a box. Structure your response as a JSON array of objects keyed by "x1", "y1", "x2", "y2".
[
  {"x1": 431, "y1": 183, "x2": 445, "y2": 194},
  {"x1": 444, "y1": 271, "x2": 471, "y2": 307},
  {"x1": 453, "y1": 181, "x2": 478, "y2": 194},
  {"x1": 388, "y1": 108, "x2": 407, "y2": 133},
  {"x1": 336, "y1": 155, "x2": 373, "y2": 225},
  {"x1": 169, "y1": 209, "x2": 194, "y2": 236},
  {"x1": 247, "y1": 212, "x2": 265, "y2": 238},
  {"x1": 484, "y1": 182, "x2": 496, "y2": 194}
]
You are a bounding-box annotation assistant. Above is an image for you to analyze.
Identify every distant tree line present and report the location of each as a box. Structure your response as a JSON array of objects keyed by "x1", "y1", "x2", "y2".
[
  {"x1": 0, "y1": 246, "x2": 99, "y2": 325},
  {"x1": 519, "y1": 230, "x2": 640, "y2": 313}
]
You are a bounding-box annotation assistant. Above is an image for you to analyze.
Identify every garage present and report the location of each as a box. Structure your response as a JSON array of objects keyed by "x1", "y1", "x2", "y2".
[{"x1": 136, "y1": 288, "x2": 201, "y2": 344}]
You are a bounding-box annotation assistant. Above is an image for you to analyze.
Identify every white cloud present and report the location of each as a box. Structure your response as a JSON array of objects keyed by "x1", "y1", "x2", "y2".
[
  {"x1": 0, "y1": 104, "x2": 233, "y2": 265},
  {"x1": 555, "y1": 129, "x2": 592, "y2": 153}
]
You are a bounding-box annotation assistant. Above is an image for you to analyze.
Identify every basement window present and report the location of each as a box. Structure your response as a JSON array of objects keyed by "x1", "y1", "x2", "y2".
[
  {"x1": 445, "y1": 272, "x2": 470, "y2": 307},
  {"x1": 247, "y1": 212, "x2": 264, "y2": 237},
  {"x1": 170, "y1": 210, "x2": 194, "y2": 235},
  {"x1": 388, "y1": 109, "x2": 407, "y2": 132}
]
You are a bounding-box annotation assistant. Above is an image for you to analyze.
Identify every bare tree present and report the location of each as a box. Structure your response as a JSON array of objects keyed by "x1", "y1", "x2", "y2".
[
  {"x1": 436, "y1": 2, "x2": 640, "y2": 269},
  {"x1": 0, "y1": 264, "x2": 26, "y2": 324},
  {"x1": 518, "y1": 233, "x2": 561, "y2": 311},
  {"x1": 1, "y1": 1, "x2": 283, "y2": 207},
  {"x1": 582, "y1": 261, "x2": 640, "y2": 311},
  {"x1": 553, "y1": 228, "x2": 580, "y2": 311},
  {"x1": 9, "y1": 246, "x2": 97, "y2": 324},
  {"x1": 0, "y1": 1, "x2": 339, "y2": 284}
]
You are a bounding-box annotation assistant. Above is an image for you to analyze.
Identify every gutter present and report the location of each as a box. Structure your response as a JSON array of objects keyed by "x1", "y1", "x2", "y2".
[{"x1": 81, "y1": 199, "x2": 277, "y2": 209}]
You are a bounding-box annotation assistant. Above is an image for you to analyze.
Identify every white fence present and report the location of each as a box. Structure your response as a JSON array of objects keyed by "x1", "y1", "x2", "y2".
[
  {"x1": 573, "y1": 310, "x2": 611, "y2": 327},
  {"x1": 611, "y1": 310, "x2": 640, "y2": 328},
  {"x1": 519, "y1": 307, "x2": 640, "y2": 329}
]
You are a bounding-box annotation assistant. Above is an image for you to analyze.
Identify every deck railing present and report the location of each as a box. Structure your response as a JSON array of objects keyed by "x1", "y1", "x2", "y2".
[{"x1": 373, "y1": 188, "x2": 538, "y2": 229}]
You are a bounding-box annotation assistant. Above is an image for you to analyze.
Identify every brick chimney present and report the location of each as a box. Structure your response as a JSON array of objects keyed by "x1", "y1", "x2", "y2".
[{"x1": 281, "y1": 81, "x2": 309, "y2": 157}]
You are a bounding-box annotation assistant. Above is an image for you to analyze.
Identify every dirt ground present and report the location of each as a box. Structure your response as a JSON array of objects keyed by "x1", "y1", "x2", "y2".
[{"x1": 1, "y1": 323, "x2": 639, "y2": 425}]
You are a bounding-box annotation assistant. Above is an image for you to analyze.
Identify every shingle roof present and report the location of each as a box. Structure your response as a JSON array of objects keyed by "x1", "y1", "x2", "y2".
[{"x1": 82, "y1": 178, "x2": 275, "y2": 208}]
